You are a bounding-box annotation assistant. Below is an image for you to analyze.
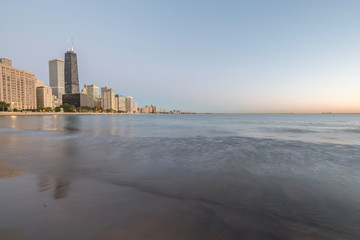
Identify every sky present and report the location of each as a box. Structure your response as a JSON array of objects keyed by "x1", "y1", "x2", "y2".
[{"x1": 1, "y1": 0, "x2": 360, "y2": 113}]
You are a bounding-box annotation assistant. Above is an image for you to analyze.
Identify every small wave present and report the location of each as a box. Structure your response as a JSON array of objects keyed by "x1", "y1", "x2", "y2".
[
  {"x1": 340, "y1": 128, "x2": 360, "y2": 134},
  {"x1": 266, "y1": 127, "x2": 317, "y2": 134}
]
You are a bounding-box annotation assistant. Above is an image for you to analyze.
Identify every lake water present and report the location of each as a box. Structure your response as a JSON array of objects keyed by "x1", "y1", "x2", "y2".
[{"x1": 1, "y1": 114, "x2": 360, "y2": 239}]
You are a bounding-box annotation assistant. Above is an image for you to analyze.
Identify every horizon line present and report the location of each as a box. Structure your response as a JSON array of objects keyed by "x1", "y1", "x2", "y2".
[{"x1": 202, "y1": 112, "x2": 360, "y2": 114}]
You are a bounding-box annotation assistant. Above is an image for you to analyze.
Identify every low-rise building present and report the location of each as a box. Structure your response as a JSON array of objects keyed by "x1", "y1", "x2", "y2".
[
  {"x1": 62, "y1": 93, "x2": 88, "y2": 107},
  {"x1": 139, "y1": 104, "x2": 157, "y2": 113},
  {"x1": 36, "y1": 85, "x2": 53, "y2": 108}
]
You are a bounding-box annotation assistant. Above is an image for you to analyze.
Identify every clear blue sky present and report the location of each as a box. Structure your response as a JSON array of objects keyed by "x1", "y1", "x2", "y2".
[{"x1": 2, "y1": 0, "x2": 360, "y2": 113}]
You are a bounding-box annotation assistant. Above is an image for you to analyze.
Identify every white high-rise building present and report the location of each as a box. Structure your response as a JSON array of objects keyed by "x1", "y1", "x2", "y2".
[
  {"x1": 118, "y1": 95, "x2": 126, "y2": 112},
  {"x1": 101, "y1": 87, "x2": 115, "y2": 111},
  {"x1": 125, "y1": 96, "x2": 134, "y2": 113},
  {"x1": 86, "y1": 84, "x2": 99, "y2": 108},
  {"x1": 133, "y1": 101, "x2": 138, "y2": 113},
  {"x1": 49, "y1": 59, "x2": 65, "y2": 101}
]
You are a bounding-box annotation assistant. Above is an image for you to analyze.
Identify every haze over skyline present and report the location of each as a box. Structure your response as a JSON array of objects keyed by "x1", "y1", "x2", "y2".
[{"x1": 2, "y1": 0, "x2": 360, "y2": 113}]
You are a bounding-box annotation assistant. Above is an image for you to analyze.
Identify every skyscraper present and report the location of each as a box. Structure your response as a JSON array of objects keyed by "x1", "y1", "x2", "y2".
[
  {"x1": 64, "y1": 49, "x2": 79, "y2": 94},
  {"x1": 62, "y1": 42, "x2": 87, "y2": 108},
  {"x1": 49, "y1": 59, "x2": 64, "y2": 100}
]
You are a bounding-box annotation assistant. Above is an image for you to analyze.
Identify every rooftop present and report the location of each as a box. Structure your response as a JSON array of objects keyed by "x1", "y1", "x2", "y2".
[{"x1": 49, "y1": 58, "x2": 64, "y2": 62}]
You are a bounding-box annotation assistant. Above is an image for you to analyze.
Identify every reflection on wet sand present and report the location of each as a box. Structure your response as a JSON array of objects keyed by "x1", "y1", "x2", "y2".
[
  {"x1": 38, "y1": 176, "x2": 70, "y2": 199},
  {"x1": 0, "y1": 161, "x2": 22, "y2": 179},
  {"x1": 35, "y1": 116, "x2": 80, "y2": 200},
  {"x1": 0, "y1": 160, "x2": 24, "y2": 239}
]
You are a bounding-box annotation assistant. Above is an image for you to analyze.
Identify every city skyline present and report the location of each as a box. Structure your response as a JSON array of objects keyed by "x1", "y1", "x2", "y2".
[
  {"x1": 1, "y1": 1, "x2": 360, "y2": 113},
  {"x1": 1, "y1": 54, "x2": 167, "y2": 114}
]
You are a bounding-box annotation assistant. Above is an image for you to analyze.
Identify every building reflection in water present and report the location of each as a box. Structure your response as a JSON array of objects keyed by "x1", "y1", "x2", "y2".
[
  {"x1": 38, "y1": 176, "x2": 70, "y2": 200},
  {"x1": 0, "y1": 161, "x2": 23, "y2": 179},
  {"x1": 37, "y1": 115, "x2": 80, "y2": 199},
  {"x1": 62, "y1": 115, "x2": 80, "y2": 133}
]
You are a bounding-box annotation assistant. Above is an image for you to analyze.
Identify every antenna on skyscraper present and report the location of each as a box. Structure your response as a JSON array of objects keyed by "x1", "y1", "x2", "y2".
[
  {"x1": 71, "y1": 36, "x2": 74, "y2": 51},
  {"x1": 67, "y1": 37, "x2": 70, "y2": 51}
]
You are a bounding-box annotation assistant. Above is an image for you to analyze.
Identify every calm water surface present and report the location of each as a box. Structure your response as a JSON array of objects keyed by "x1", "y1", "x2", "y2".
[{"x1": 1, "y1": 114, "x2": 360, "y2": 239}]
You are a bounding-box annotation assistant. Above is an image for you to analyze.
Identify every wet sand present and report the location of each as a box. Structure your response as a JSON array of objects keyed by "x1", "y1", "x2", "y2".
[
  {"x1": 1, "y1": 114, "x2": 360, "y2": 239},
  {"x1": 2, "y1": 173, "x2": 355, "y2": 240},
  {"x1": 0, "y1": 161, "x2": 22, "y2": 179}
]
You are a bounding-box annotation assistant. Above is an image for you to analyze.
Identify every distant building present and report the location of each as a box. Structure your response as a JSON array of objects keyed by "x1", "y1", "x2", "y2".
[
  {"x1": 0, "y1": 58, "x2": 36, "y2": 110},
  {"x1": 49, "y1": 59, "x2": 65, "y2": 101},
  {"x1": 114, "y1": 94, "x2": 119, "y2": 112},
  {"x1": 151, "y1": 104, "x2": 157, "y2": 113},
  {"x1": 125, "y1": 96, "x2": 133, "y2": 113},
  {"x1": 139, "y1": 104, "x2": 158, "y2": 114},
  {"x1": 81, "y1": 84, "x2": 87, "y2": 94},
  {"x1": 101, "y1": 87, "x2": 115, "y2": 110},
  {"x1": 36, "y1": 86, "x2": 53, "y2": 108},
  {"x1": 133, "y1": 101, "x2": 138, "y2": 113},
  {"x1": 171, "y1": 109, "x2": 181, "y2": 114},
  {"x1": 86, "y1": 84, "x2": 99, "y2": 108},
  {"x1": 53, "y1": 96, "x2": 62, "y2": 108},
  {"x1": 139, "y1": 105, "x2": 154, "y2": 113},
  {"x1": 64, "y1": 50, "x2": 79, "y2": 94},
  {"x1": 118, "y1": 95, "x2": 126, "y2": 112},
  {"x1": 94, "y1": 97, "x2": 102, "y2": 109},
  {"x1": 62, "y1": 93, "x2": 88, "y2": 108},
  {"x1": 143, "y1": 106, "x2": 151, "y2": 113}
]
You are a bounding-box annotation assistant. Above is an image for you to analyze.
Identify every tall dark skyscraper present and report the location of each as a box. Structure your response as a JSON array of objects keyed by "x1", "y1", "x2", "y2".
[
  {"x1": 62, "y1": 41, "x2": 87, "y2": 108},
  {"x1": 64, "y1": 49, "x2": 79, "y2": 94}
]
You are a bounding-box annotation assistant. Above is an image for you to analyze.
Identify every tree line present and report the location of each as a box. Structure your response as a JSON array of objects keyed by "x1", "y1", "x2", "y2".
[{"x1": 0, "y1": 101, "x2": 116, "y2": 113}]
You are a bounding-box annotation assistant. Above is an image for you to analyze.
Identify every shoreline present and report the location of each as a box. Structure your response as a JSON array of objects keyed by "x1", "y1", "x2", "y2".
[
  {"x1": 0, "y1": 112, "x2": 191, "y2": 116},
  {"x1": 1, "y1": 112, "x2": 358, "y2": 116},
  {"x1": 0, "y1": 112, "x2": 146, "y2": 116}
]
